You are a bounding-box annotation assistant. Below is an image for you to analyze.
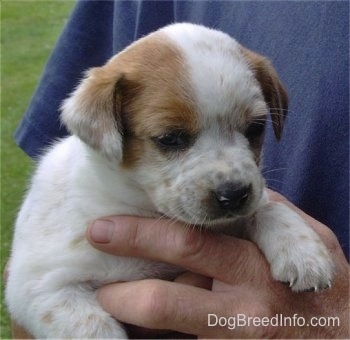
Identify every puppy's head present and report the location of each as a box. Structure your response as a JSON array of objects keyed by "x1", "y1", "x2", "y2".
[{"x1": 61, "y1": 23, "x2": 288, "y2": 227}]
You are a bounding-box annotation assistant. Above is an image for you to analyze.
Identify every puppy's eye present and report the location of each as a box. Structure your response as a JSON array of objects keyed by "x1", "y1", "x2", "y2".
[
  {"x1": 154, "y1": 131, "x2": 191, "y2": 151},
  {"x1": 244, "y1": 120, "x2": 265, "y2": 140}
]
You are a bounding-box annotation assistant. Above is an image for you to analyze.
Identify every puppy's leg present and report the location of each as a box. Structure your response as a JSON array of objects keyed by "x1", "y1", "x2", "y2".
[
  {"x1": 247, "y1": 201, "x2": 334, "y2": 292},
  {"x1": 9, "y1": 281, "x2": 127, "y2": 338}
]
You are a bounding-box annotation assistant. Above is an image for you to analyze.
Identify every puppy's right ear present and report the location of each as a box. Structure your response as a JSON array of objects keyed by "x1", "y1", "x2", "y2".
[{"x1": 61, "y1": 65, "x2": 125, "y2": 160}]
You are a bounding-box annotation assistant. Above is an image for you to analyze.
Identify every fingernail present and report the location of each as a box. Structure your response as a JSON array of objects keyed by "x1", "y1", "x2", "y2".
[{"x1": 89, "y1": 220, "x2": 114, "y2": 243}]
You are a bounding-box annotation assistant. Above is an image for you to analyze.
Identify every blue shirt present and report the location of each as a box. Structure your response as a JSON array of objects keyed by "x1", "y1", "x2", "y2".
[{"x1": 14, "y1": 0, "x2": 349, "y2": 258}]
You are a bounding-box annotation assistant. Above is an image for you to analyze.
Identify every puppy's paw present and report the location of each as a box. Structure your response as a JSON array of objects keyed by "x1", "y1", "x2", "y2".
[
  {"x1": 252, "y1": 201, "x2": 335, "y2": 293},
  {"x1": 16, "y1": 284, "x2": 129, "y2": 339},
  {"x1": 45, "y1": 311, "x2": 128, "y2": 339},
  {"x1": 270, "y1": 239, "x2": 334, "y2": 292}
]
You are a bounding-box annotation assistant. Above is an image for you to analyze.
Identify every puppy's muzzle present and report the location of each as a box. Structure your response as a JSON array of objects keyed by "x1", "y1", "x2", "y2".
[{"x1": 214, "y1": 181, "x2": 251, "y2": 212}]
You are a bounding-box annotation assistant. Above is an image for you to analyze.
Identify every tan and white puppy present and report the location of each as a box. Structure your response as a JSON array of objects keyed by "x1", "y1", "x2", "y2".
[{"x1": 6, "y1": 23, "x2": 334, "y2": 338}]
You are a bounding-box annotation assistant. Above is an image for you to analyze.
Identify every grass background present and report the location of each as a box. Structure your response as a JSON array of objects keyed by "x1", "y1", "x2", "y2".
[{"x1": 1, "y1": 1, "x2": 75, "y2": 337}]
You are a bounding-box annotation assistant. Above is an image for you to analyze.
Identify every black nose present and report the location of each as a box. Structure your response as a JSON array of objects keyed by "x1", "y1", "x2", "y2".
[{"x1": 215, "y1": 182, "x2": 251, "y2": 211}]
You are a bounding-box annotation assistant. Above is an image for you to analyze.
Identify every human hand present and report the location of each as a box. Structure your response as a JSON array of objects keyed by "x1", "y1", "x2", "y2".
[
  {"x1": 7, "y1": 190, "x2": 349, "y2": 338},
  {"x1": 87, "y1": 190, "x2": 349, "y2": 338}
]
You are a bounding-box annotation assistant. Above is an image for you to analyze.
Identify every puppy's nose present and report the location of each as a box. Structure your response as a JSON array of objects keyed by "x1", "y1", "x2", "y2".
[{"x1": 215, "y1": 182, "x2": 251, "y2": 211}]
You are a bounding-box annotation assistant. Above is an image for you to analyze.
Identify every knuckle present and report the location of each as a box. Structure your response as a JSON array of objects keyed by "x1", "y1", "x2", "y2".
[
  {"x1": 320, "y1": 227, "x2": 339, "y2": 252},
  {"x1": 137, "y1": 280, "x2": 172, "y2": 327},
  {"x1": 246, "y1": 303, "x2": 278, "y2": 338},
  {"x1": 123, "y1": 217, "x2": 143, "y2": 252},
  {"x1": 174, "y1": 228, "x2": 208, "y2": 262}
]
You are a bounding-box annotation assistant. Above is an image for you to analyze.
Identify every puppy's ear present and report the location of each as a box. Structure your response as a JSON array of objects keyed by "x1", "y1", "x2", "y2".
[
  {"x1": 61, "y1": 65, "x2": 125, "y2": 160},
  {"x1": 242, "y1": 48, "x2": 288, "y2": 140}
]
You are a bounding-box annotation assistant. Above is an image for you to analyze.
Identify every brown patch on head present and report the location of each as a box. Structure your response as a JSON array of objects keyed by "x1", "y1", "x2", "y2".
[
  {"x1": 116, "y1": 33, "x2": 198, "y2": 168},
  {"x1": 61, "y1": 31, "x2": 198, "y2": 164},
  {"x1": 240, "y1": 47, "x2": 288, "y2": 140}
]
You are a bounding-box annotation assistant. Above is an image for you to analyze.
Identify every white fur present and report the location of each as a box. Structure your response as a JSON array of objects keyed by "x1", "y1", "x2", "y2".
[
  {"x1": 6, "y1": 23, "x2": 334, "y2": 338},
  {"x1": 163, "y1": 23, "x2": 266, "y2": 123}
]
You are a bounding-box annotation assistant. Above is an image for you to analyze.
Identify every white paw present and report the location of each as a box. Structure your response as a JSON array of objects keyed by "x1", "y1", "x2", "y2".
[
  {"x1": 269, "y1": 235, "x2": 334, "y2": 292},
  {"x1": 11, "y1": 283, "x2": 129, "y2": 339},
  {"x1": 44, "y1": 312, "x2": 127, "y2": 339},
  {"x1": 252, "y1": 201, "x2": 335, "y2": 293}
]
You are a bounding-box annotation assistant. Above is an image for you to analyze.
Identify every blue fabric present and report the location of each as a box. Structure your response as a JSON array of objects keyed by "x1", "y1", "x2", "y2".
[{"x1": 14, "y1": 0, "x2": 349, "y2": 258}]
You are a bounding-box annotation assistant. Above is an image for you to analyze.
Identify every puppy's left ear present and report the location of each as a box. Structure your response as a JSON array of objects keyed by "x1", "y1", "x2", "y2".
[
  {"x1": 242, "y1": 48, "x2": 288, "y2": 140},
  {"x1": 61, "y1": 65, "x2": 126, "y2": 160}
]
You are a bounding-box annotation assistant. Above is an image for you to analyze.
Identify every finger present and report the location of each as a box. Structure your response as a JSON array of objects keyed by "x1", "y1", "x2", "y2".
[
  {"x1": 97, "y1": 279, "x2": 241, "y2": 337},
  {"x1": 87, "y1": 216, "x2": 268, "y2": 284}
]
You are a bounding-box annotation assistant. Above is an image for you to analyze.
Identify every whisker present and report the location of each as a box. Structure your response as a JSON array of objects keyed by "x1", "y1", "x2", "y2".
[
  {"x1": 262, "y1": 167, "x2": 287, "y2": 175},
  {"x1": 264, "y1": 178, "x2": 286, "y2": 185}
]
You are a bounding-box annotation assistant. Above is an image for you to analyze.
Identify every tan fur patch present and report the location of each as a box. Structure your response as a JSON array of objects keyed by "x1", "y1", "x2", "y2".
[
  {"x1": 240, "y1": 46, "x2": 288, "y2": 140},
  {"x1": 107, "y1": 33, "x2": 199, "y2": 168},
  {"x1": 41, "y1": 311, "x2": 54, "y2": 324},
  {"x1": 62, "y1": 32, "x2": 198, "y2": 162}
]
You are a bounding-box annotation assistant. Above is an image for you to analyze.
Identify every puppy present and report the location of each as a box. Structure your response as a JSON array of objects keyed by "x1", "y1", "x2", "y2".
[{"x1": 6, "y1": 23, "x2": 334, "y2": 338}]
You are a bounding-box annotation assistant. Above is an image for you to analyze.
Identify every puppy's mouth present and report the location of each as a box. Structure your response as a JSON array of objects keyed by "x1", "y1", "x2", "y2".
[
  {"x1": 153, "y1": 183, "x2": 261, "y2": 229},
  {"x1": 155, "y1": 210, "x2": 252, "y2": 235},
  {"x1": 189, "y1": 210, "x2": 253, "y2": 230},
  {"x1": 156, "y1": 202, "x2": 255, "y2": 230}
]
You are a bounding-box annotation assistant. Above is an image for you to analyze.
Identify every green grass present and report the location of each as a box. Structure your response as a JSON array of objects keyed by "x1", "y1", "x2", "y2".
[{"x1": 1, "y1": 1, "x2": 75, "y2": 337}]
